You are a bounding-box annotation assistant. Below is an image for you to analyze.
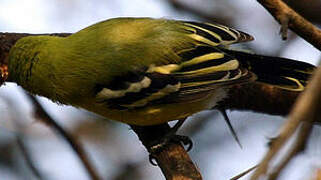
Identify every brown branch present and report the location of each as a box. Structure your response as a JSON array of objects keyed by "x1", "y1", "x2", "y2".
[
  {"x1": 313, "y1": 169, "x2": 321, "y2": 180},
  {"x1": 268, "y1": 122, "x2": 313, "y2": 180},
  {"x1": 286, "y1": 0, "x2": 321, "y2": 25},
  {"x1": 230, "y1": 165, "x2": 258, "y2": 180},
  {"x1": 25, "y1": 94, "x2": 101, "y2": 180},
  {"x1": 131, "y1": 124, "x2": 202, "y2": 180},
  {"x1": 257, "y1": 0, "x2": 321, "y2": 50}
]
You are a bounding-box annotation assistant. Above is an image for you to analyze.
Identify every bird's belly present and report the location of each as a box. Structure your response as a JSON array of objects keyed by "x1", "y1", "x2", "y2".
[{"x1": 85, "y1": 88, "x2": 228, "y2": 126}]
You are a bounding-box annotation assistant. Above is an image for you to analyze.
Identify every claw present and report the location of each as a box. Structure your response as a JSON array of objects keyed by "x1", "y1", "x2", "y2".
[
  {"x1": 219, "y1": 108, "x2": 242, "y2": 149},
  {"x1": 146, "y1": 119, "x2": 193, "y2": 166},
  {"x1": 149, "y1": 154, "x2": 158, "y2": 166},
  {"x1": 172, "y1": 135, "x2": 193, "y2": 151}
]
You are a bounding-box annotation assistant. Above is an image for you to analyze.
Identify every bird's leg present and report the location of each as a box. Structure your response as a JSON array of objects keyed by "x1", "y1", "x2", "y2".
[
  {"x1": 150, "y1": 118, "x2": 193, "y2": 151},
  {"x1": 148, "y1": 118, "x2": 193, "y2": 166},
  {"x1": 218, "y1": 108, "x2": 242, "y2": 148}
]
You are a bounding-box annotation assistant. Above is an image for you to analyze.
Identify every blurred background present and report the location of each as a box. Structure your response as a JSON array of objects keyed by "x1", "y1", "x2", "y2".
[{"x1": 0, "y1": 0, "x2": 320, "y2": 179}]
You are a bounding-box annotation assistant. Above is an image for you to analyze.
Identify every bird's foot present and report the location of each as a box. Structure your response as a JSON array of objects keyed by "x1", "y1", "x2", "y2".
[
  {"x1": 147, "y1": 119, "x2": 193, "y2": 166},
  {"x1": 148, "y1": 134, "x2": 193, "y2": 166}
]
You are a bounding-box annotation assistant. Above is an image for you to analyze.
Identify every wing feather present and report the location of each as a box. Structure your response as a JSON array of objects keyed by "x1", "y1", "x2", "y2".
[
  {"x1": 95, "y1": 21, "x2": 256, "y2": 109},
  {"x1": 181, "y1": 21, "x2": 254, "y2": 46}
]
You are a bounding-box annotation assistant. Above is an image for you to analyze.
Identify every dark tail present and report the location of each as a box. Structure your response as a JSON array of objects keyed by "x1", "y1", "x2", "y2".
[{"x1": 221, "y1": 49, "x2": 316, "y2": 91}]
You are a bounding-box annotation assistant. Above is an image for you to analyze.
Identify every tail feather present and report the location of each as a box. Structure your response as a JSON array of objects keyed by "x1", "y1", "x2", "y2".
[{"x1": 220, "y1": 48, "x2": 315, "y2": 91}]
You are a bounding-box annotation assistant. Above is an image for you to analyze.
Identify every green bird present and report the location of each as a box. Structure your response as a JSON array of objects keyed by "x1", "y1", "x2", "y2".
[{"x1": 7, "y1": 17, "x2": 314, "y2": 127}]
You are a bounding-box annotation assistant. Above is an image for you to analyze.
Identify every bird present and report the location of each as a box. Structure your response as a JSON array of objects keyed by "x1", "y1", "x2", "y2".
[{"x1": 6, "y1": 18, "x2": 314, "y2": 146}]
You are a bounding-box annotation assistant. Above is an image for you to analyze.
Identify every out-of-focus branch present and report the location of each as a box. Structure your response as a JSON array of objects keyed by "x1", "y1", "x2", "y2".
[
  {"x1": 25, "y1": 94, "x2": 101, "y2": 180},
  {"x1": 230, "y1": 165, "x2": 258, "y2": 180},
  {"x1": 313, "y1": 169, "x2": 321, "y2": 180},
  {"x1": 2, "y1": 96, "x2": 45, "y2": 179},
  {"x1": 257, "y1": 0, "x2": 321, "y2": 50},
  {"x1": 268, "y1": 122, "x2": 313, "y2": 180},
  {"x1": 251, "y1": 65, "x2": 321, "y2": 180},
  {"x1": 15, "y1": 135, "x2": 45, "y2": 180},
  {"x1": 112, "y1": 162, "x2": 143, "y2": 180}
]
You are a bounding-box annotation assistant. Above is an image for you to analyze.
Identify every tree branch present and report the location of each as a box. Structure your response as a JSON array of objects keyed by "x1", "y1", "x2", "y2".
[
  {"x1": 25, "y1": 94, "x2": 101, "y2": 180},
  {"x1": 15, "y1": 135, "x2": 45, "y2": 180},
  {"x1": 257, "y1": 0, "x2": 321, "y2": 50},
  {"x1": 268, "y1": 122, "x2": 313, "y2": 180},
  {"x1": 131, "y1": 124, "x2": 202, "y2": 180}
]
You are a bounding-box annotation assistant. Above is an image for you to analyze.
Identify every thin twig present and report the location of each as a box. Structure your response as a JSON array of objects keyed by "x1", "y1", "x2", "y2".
[
  {"x1": 15, "y1": 135, "x2": 45, "y2": 180},
  {"x1": 313, "y1": 169, "x2": 321, "y2": 180},
  {"x1": 257, "y1": 0, "x2": 321, "y2": 51},
  {"x1": 25, "y1": 93, "x2": 101, "y2": 180},
  {"x1": 230, "y1": 165, "x2": 258, "y2": 180},
  {"x1": 268, "y1": 122, "x2": 313, "y2": 180}
]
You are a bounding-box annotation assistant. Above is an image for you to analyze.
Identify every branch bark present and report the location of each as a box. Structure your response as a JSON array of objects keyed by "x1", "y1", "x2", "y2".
[
  {"x1": 132, "y1": 124, "x2": 202, "y2": 180},
  {"x1": 257, "y1": 0, "x2": 321, "y2": 50}
]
